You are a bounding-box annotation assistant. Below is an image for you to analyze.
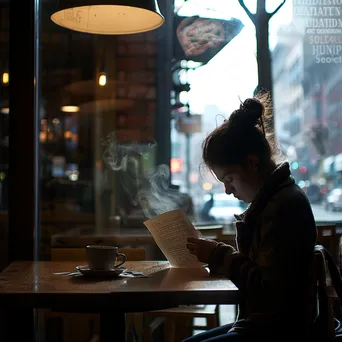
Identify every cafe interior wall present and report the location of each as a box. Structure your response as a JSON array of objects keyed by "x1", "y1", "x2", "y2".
[{"x1": 0, "y1": 0, "x2": 173, "y2": 265}]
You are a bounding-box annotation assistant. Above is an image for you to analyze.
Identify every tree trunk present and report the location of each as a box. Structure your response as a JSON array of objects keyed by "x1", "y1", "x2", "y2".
[
  {"x1": 255, "y1": 18, "x2": 274, "y2": 128},
  {"x1": 256, "y1": 19, "x2": 272, "y2": 96},
  {"x1": 238, "y1": 0, "x2": 287, "y2": 131}
]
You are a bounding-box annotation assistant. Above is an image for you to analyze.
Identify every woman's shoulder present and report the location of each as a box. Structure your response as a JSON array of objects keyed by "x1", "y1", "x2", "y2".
[
  {"x1": 274, "y1": 181, "x2": 310, "y2": 205},
  {"x1": 265, "y1": 181, "x2": 314, "y2": 219}
]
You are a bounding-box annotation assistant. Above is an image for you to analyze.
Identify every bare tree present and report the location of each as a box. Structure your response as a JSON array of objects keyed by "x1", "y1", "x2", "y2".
[{"x1": 238, "y1": 0, "x2": 286, "y2": 127}]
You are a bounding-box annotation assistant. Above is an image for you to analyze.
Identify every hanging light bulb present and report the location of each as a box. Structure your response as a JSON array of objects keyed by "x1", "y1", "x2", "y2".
[
  {"x1": 2, "y1": 72, "x2": 9, "y2": 84},
  {"x1": 50, "y1": 0, "x2": 164, "y2": 35},
  {"x1": 98, "y1": 72, "x2": 107, "y2": 86},
  {"x1": 61, "y1": 105, "x2": 80, "y2": 113}
]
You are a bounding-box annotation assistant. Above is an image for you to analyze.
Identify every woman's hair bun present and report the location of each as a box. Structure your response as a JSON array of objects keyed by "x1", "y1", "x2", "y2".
[
  {"x1": 228, "y1": 95, "x2": 267, "y2": 132},
  {"x1": 242, "y1": 98, "x2": 263, "y2": 117},
  {"x1": 232, "y1": 97, "x2": 264, "y2": 127}
]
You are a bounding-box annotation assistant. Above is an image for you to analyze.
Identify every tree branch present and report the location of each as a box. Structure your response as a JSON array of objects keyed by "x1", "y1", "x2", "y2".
[
  {"x1": 268, "y1": 0, "x2": 286, "y2": 19},
  {"x1": 238, "y1": 0, "x2": 255, "y2": 24}
]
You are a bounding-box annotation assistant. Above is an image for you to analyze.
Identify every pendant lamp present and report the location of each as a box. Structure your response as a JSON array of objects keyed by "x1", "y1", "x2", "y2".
[{"x1": 51, "y1": 0, "x2": 164, "y2": 35}]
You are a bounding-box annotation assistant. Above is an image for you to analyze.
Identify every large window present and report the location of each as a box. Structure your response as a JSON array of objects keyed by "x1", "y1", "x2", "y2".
[
  {"x1": 171, "y1": 0, "x2": 342, "y2": 225},
  {"x1": 38, "y1": 0, "x2": 173, "y2": 260},
  {"x1": 272, "y1": 1, "x2": 342, "y2": 223},
  {"x1": 32, "y1": 0, "x2": 342, "y2": 262}
]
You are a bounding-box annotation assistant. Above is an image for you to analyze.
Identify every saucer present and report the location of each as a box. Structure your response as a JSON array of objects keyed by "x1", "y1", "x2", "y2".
[{"x1": 76, "y1": 265, "x2": 125, "y2": 278}]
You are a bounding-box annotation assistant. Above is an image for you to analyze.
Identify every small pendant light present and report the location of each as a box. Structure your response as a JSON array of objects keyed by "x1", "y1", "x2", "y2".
[{"x1": 51, "y1": 0, "x2": 164, "y2": 35}]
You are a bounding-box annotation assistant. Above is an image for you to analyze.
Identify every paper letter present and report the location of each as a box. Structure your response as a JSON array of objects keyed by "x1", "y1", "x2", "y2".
[{"x1": 144, "y1": 209, "x2": 205, "y2": 268}]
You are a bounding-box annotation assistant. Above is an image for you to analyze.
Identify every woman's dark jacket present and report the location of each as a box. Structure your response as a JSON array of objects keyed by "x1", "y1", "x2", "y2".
[{"x1": 208, "y1": 162, "x2": 317, "y2": 333}]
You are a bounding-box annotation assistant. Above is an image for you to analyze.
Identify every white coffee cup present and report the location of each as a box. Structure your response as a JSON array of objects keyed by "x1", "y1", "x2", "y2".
[{"x1": 85, "y1": 245, "x2": 127, "y2": 270}]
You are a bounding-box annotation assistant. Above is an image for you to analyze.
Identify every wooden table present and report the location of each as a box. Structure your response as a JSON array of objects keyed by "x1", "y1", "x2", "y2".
[{"x1": 0, "y1": 261, "x2": 239, "y2": 342}]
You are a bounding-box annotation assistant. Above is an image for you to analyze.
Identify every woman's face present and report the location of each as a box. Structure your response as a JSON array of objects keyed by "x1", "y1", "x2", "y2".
[{"x1": 211, "y1": 157, "x2": 261, "y2": 203}]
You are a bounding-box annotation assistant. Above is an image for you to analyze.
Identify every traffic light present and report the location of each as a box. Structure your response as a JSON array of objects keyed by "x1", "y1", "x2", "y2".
[{"x1": 171, "y1": 61, "x2": 192, "y2": 117}]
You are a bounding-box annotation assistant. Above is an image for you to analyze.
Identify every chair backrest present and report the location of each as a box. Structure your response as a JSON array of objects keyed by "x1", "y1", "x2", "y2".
[
  {"x1": 316, "y1": 224, "x2": 338, "y2": 265},
  {"x1": 51, "y1": 247, "x2": 146, "y2": 261},
  {"x1": 310, "y1": 244, "x2": 342, "y2": 339},
  {"x1": 195, "y1": 225, "x2": 224, "y2": 240}
]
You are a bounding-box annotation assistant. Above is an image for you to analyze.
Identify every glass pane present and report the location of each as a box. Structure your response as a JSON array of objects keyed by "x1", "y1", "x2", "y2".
[
  {"x1": 39, "y1": 1, "x2": 170, "y2": 264},
  {"x1": 0, "y1": 2, "x2": 9, "y2": 270},
  {"x1": 173, "y1": 1, "x2": 256, "y2": 227},
  {"x1": 272, "y1": 1, "x2": 342, "y2": 223},
  {"x1": 38, "y1": 0, "x2": 261, "y2": 265},
  {"x1": 39, "y1": 0, "x2": 342, "y2": 268}
]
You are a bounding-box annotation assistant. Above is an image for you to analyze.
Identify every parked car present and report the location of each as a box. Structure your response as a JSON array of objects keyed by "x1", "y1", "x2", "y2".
[
  {"x1": 205, "y1": 193, "x2": 245, "y2": 223},
  {"x1": 323, "y1": 188, "x2": 342, "y2": 212}
]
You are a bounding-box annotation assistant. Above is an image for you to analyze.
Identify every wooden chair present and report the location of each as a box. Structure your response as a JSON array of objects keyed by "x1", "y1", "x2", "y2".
[
  {"x1": 146, "y1": 305, "x2": 220, "y2": 342},
  {"x1": 41, "y1": 246, "x2": 155, "y2": 342},
  {"x1": 316, "y1": 224, "x2": 338, "y2": 265},
  {"x1": 315, "y1": 223, "x2": 342, "y2": 320},
  {"x1": 195, "y1": 224, "x2": 224, "y2": 240},
  {"x1": 312, "y1": 244, "x2": 338, "y2": 339}
]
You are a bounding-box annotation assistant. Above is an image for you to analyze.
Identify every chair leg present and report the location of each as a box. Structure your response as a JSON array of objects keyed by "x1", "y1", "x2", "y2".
[
  {"x1": 126, "y1": 313, "x2": 144, "y2": 342},
  {"x1": 215, "y1": 305, "x2": 220, "y2": 327},
  {"x1": 143, "y1": 316, "x2": 165, "y2": 342},
  {"x1": 90, "y1": 335, "x2": 100, "y2": 342},
  {"x1": 162, "y1": 318, "x2": 175, "y2": 342},
  {"x1": 206, "y1": 315, "x2": 218, "y2": 330},
  {"x1": 38, "y1": 310, "x2": 46, "y2": 342},
  {"x1": 44, "y1": 315, "x2": 64, "y2": 342},
  {"x1": 174, "y1": 316, "x2": 193, "y2": 342}
]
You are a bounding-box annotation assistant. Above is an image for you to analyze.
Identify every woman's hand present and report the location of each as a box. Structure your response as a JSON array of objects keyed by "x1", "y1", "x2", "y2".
[{"x1": 186, "y1": 237, "x2": 218, "y2": 263}]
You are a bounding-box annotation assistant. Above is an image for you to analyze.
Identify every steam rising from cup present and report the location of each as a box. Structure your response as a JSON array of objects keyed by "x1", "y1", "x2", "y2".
[{"x1": 102, "y1": 133, "x2": 193, "y2": 219}]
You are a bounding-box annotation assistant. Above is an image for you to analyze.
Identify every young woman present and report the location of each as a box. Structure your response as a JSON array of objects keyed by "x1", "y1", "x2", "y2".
[{"x1": 185, "y1": 93, "x2": 318, "y2": 341}]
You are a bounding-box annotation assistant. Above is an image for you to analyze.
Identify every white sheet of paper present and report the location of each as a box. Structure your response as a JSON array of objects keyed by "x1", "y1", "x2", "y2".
[{"x1": 144, "y1": 209, "x2": 204, "y2": 268}]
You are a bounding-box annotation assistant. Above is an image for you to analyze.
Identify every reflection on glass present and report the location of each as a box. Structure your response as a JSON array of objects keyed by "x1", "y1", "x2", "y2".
[{"x1": 40, "y1": 0, "x2": 171, "y2": 264}]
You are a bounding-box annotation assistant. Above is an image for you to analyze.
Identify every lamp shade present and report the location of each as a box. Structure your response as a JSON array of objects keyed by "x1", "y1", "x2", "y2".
[{"x1": 51, "y1": 0, "x2": 164, "y2": 35}]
